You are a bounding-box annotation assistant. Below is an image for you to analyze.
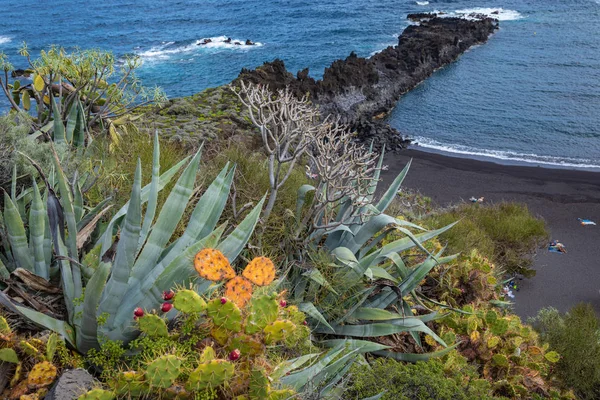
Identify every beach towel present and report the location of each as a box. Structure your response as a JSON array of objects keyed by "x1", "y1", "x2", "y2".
[
  {"x1": 469, "y1": 196, "x2": 484, "y2": 203},
  {"x1": 548, "y1": 240, "x2": 567, "y2": 254},
  {"x1": 578, "y1": 218, "x2": 596, "y2": 226}
]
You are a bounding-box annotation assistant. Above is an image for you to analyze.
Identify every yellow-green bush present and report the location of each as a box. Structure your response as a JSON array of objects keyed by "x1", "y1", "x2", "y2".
[{"x1": 424, "y1": 202, "x2": 548, "y2": 277}]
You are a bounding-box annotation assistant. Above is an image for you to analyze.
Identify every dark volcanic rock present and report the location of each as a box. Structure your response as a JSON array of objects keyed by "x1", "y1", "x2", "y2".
[
  {"x1": 407, "y1": 12, "x2": 438, "y2": 21},
  {"x1": 45, "y1": 369, "x2": 97, "y2": 400},
  {"x1": 236, "y1": 16, "x2": 498, "y2": 151}
]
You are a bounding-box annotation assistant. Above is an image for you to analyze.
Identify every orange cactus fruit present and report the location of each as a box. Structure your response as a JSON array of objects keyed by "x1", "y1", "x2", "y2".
[
  {"x1": 242, "y1": 257, "x2": 276, "y2": 286},
  {"x1": 194, "y1": 249, "x2": 236, "y2": 282},
  {"x1": 225, "y1": 276, "x2": 254, "y2": 308}
]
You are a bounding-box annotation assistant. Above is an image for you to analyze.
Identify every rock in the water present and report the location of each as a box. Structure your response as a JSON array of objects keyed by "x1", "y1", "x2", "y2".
[
  {"x1": 45, "y1": 369, "x2": 97, "y2": 400},
  {"x1": 235, "y1": 16, "x2": 499, "y2": 151}
]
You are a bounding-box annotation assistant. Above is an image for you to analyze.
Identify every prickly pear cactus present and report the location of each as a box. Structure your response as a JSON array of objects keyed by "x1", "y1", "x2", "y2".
[
  {"x1": 199, "y1": 346, "x2": 216, "y2": 363},
  {"x1": 46, "y1": 333, "x2": 59, "y2": 362},
  {"x1": 225, "y1": 276, "x2": 254, "y2": 308},
  {"x1": 228, "y1": 333, "x2": 265, "y2": 357},
  {"x1": 146, "y1": 354, "x2": 182, "y2": 388},
  {"x1": 77, "y1": 388, "x2": 116, "y2": 400},
  {"x1": 207, "y1": 297, "x2": 242, "y2": 332},
  {"x1": 138, "y1": 314, "x2": 169, "y2": 337},
  {"x1": 194, "y1": 248, "x2": 236, "y2": 281},
  {"x1": 242, "y1": 256, "x2": 276, "y2": 286},
  {"x1": 245, "y1": 294, "x2": 279, "y2": 334},
  {"x1": 163, "y1": 383, "x2": 191, "y2": 399},
  {"x1": 173, "y1": 289, "x2": 207, "y2": 313},
  {"x1": 264, "y1": 320, "x2": 296, "y2": 344},
  {"x1": 268, "y1": 389, "x2": 296, "y2": 400},
  {"x1": 27, "y1": 361, "x2": 57, "y2": 388},
  {"x1": 248, "y1": 369, "x2": 270, "y2": 400},
  {"x1": 0, "y1": 348, "x2": 18, "y2": 363},
  {"x1": 186, "y1": 359, "x2": 235, "y2": 391},
  {"x1": 113, "y1": 370, "x2": 148, "y2": 397},
  {"x1": 0, "y1": 315, "x2": 12, "y2": 338}
]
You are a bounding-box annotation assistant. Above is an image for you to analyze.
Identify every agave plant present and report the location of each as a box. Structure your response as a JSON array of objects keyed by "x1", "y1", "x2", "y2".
[
  {"x1": 0, "y1": 133, "x2": 264, "y2": 353},
  {"x1": 292, "y1": 153, "x2": 460, "y2": 360},
  {"x1": 0, "y1": 164, "x2": 111, "y2": 280}
]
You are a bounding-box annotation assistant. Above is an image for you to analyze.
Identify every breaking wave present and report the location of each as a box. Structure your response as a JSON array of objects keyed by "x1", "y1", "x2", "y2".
[
  {"x1": 412, "y1": 136, "x2": 600, "y2": 169},
  {"x1": 137, "y1": 36, "x2": 263, "y2": 61},
  {"x1": 0, "y1": 36, "x2": 12, "y2": 45}
]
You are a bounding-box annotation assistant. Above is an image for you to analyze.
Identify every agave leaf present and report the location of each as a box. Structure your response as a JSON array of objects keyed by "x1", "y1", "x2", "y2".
[
  {"x1": 97, "y1": 156, "x2": 190, "y2": 254},
  {"x1": 76, "y1": 205, "x2": 112, "y2": 250},
  {"x1": 373, "y1": 343, "x2": 459, "y2": 362},
  {"x1": 312, "y1": 349, "x2": 360, "y2": 394},
  {"x1": 0, "y1": 292, "x2": 75, "y2": 347},
  {"x1": 295, "y1": 184, "x2": 315, "y2": 224},
  {"x1": 298, "y1": 302, "x2": 335, "y2": 333},
  {"x1": 128, "y1": 147, "x2": 203, "y2": 289},
  {"x1": 75, "y1": 261, "x2": 111, "y2": 353},
  {"x1": 51, "y1": 96, "x2": 65, "y2": 143},
  {"x1": 65, "y1": 99, "x2": 78, "y2": 144},
  {"x1": 320, "y1": 339, "x2": 392, "y2": 353},
  {"x1": 368, "y1": 266, "x2": 398, "y2": 283},
  {"x1": 29, "y1": 180, "x2": 47, "y2": 278},
  {"x1": 302, "y1": 268, "x2": 338, "y2": 295},
  {"x1": 72, "y1": 174, "x2": 84, "y2": 223},
  {"x1": 160, "y1": 163, "x2": 233, "y2": 267},
  {"x1": 376, "y1": 159, "x2": 411, "y2": 213},
  {"x1": 399, "y1": 253, "x2": 457, "y2": 295},
  {"x1": 217, "y1": 195, "x2": 265, "y2": 261},
  {"x1": 271, "y1": 353, "x2": 321, "y2": 381},
  {"x1": 345, "y1": 214, "x2": 425, "y2": 253},
  {"x1": 73, "y1": 99, "x2": 85, "y2": 147},
  {"x1": 335, "y1": 287, "x2": 376, "y2": 325},
  {"x1": 51, "y1": 150, "x2": 78, "y2": 258},
  {"x1": 279, "y1": 344, "x2": 346, "y2": 391},
  {"x1": 0, "y1": 258, "x2": 10, "y2": 278},
  {"x1": 2, "y1": 192, "x2": 34, "y2": 272},
  {"x1": 98, "y1": 160, "x2": 142, "y2": 340},
  {"x1": 138, "y1": 131, "x2": 160, "y2": 250}
]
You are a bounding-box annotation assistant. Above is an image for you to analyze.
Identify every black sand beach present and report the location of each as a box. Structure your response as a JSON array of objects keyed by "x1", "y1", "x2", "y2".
[{"x1": 380, "y1": 149, "x2": 600, "y2": 319}]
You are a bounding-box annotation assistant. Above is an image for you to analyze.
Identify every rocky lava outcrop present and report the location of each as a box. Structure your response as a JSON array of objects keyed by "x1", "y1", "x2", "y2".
[{"x1": 236, "y1": 16, "x2": 499, "y2": 150}]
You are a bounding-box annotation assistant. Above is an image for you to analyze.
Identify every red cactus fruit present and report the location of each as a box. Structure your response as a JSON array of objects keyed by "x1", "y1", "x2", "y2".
[
  {"x1": 228, "y1": 349, "x2": 241, "y2": 361},
  {"x1": 161, "y1": 303, "x2": 173, "y2": 313},
  {"x1": 163, "y1": 290, "x2": 175, "y2": 301},
  {"x1": 220, "y1": 297, "x2": 227, "y2": 305},
  {"x1": 279, "y1": 300, "x2": 287, "y2": 308},
  {"x1": 134, "y1": 307, "x2": 144, "y2": 318},
  {"x1": 303, "y1": 321, "x2": 308, "y2": 326}
]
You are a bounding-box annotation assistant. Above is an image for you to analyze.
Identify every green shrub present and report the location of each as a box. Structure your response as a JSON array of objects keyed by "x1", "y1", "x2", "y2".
[
  {"x1": 344, "y1": 358, "x2": 497, "y2": 400},
  {"x1": 530, "y1": 304, "x2": 600, "y2": 399},
  {"x1": 0, "y1": 114, "x2": 71, "y2": 189},
  {"x1": 424, "y1": 202, "x2": 548, "y2": 277}
]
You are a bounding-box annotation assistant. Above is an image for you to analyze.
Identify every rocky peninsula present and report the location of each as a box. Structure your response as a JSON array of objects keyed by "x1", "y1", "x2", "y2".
[{"x1": 236, "y1": 15, "x2": 499, "y2": 150}]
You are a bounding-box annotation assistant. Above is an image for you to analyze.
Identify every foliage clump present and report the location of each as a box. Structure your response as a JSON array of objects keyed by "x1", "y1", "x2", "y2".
[
  {"x1": 344, "y1": 357, "x2": 497, "y2": 400},
  {"x1": 424, "y1": 202, "x2": 548, "y2": 277},
  {"x1": 529, "y1": 304, "x2": 600, "y2": 400}
]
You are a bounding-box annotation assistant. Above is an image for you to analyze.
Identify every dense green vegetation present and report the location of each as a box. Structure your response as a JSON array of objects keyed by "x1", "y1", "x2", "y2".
[
  {"x1": 530, "y1": 304, "x2": 600, "y2": 400},
  {"x1": 0, "y1": 47, "x2": 597, "y2": 400},
  {"x1": 424, "y1": 202, "x2": 548, "y2": 277}
]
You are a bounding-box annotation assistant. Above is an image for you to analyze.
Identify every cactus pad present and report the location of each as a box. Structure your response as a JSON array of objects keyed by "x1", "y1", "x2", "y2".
[
  {"x1": 77, "y1": 388, "x2": 116, "y2": 400},
  {"x1": 207, "y1": 297, "x2": 242, "y2": 332},
  {"x1": 248, "y1": 369, "x2": 270, "y2": 400},
  {"x1": 228, "y1": 333, "x2": 265, "y2": 357},
  {"x1": 245, "y1": 294, "x2": 279, "y2": 334},
  {"x1": 0, "y1": 315, "x2": 11, "y2": 336},
  {"x1": 210, "y1": 327, "x2": 230, "y2": 346},
  {"x1": 194, "y1": 248, "x2": 235, "y2": 281},
  {"x1": 186, "y1": 360, "x2": 234, "y2": 391},
  {"x1": 138, "y1": 314, "x2": 169, "y2": 337},
  {"x1": 173, "y1": 289, "x2": 207, "y2": 313},
  {"x1": 113, "y1": 370, "x2": 148, "y2": 397},
  {"x1": 0, "y1": 348, "x2": 18, "y2": 363},
  {"x1": 242, "y1": 257, "x2": 276, "y2": 286},
  {"x1": 264, "y1": 320, "x2": 296, "y2": 344},
  {"x1": 146, "y1": 354, "x2": 182, "y2": 388},
  {"x1": 46, "y1": 333, "x2": 59, "y2": 362},
  {"x1": 225, "y1": 276, "x2": 254, "y2": 308},
  {"x1": 200, "y1": 346, "x2": 216, "y2": 363},
  {"x1": 27, "y1": 361, "x2": 57, "y2": 388},
  {"x1": 164, "y1": 383, "x2": 191, "y2": 399}
]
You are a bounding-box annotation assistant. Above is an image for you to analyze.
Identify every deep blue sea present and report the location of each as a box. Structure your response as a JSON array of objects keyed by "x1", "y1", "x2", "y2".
[{"x1": 1, "y1": 0, "x2": 599, "y2": 169}]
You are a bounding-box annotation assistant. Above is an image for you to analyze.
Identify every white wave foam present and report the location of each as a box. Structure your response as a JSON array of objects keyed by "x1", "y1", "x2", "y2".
[
  {"x1": 416, "y1": 1, "x2": 429, "y2": 5},
  {"x1": 0, "y1": 36, "x2": 12, "y2": 45},
  {"x1": 137, "y1": 36, "x2": 263, "y2": 61},
  {"x1": 412, "y1": 136, "x2": 600, "y2": 169},
  {"x1": 451, "y1": 8, "x2": 523, "y2": 21}
]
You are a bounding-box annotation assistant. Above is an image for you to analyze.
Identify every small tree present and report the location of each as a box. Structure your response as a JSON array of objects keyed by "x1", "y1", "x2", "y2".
[
  {"x1": 231, "y1": 81, "x2": 318, "y2": 222},
  {"x1": 0, "y1": 44, "x2": 166, "y2": 147}
]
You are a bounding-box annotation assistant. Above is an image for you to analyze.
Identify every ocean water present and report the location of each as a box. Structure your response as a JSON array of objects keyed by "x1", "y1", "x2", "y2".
[{"x1": 1, "y1": 0, "x2": 599, "y2": 169}]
